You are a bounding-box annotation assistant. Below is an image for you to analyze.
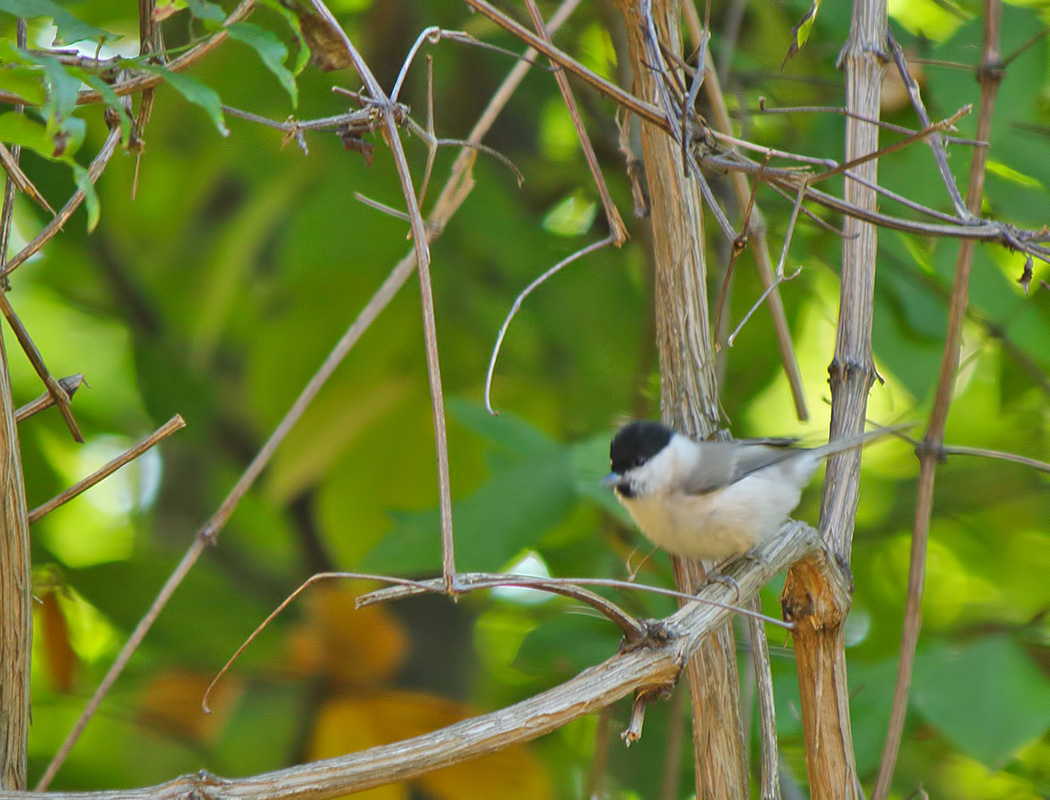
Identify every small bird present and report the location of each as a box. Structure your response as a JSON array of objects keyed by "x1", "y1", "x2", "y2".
[{"x1": 602, "y1": 420, "x2": 903, "y2": 561}]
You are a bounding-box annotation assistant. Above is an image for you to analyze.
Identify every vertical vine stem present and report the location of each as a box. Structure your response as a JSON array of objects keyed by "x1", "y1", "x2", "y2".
[
  {"x1": 612, "y1": 0, "x2": 748, "y2": 795},
  {"x1": 872, "y1": 2, "x2": 1003, "y2": 796},
  {"x1": 0, "y1": 17, "x2": 32, "y2": 789}
]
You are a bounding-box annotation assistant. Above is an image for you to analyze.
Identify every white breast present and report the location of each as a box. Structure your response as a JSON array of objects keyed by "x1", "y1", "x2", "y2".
[{"x1": 619, "y1": 437, "x2": 811, "y2": 560}]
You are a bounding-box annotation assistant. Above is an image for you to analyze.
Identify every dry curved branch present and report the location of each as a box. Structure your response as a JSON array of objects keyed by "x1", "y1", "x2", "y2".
[{"x1": 3, "y1": 523, "x2": 819, "y2": 800}]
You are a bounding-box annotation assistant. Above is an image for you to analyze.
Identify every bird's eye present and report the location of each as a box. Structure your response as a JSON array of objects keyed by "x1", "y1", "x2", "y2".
[{"x1": 633, "y1": 456, "x2": 646, "y2": 467}]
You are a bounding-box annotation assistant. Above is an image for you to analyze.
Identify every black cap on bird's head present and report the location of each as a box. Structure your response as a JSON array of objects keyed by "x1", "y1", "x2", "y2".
[{"x1": 603, "y1": 420, "x2": 674, "y2": 498}]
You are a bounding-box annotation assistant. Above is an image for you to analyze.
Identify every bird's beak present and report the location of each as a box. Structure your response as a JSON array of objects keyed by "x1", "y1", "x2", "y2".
[{"x1": 600, "y1": 473, "x2": 621, "y2": 488}]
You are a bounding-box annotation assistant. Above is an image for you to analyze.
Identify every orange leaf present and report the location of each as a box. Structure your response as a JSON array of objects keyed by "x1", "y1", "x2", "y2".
[
  {"x1": 138, "y1": 670, "x2": 241, "y2": 744},
  {"x1": 38, "y1": 589, "x2": 77, "y2": 693},
  {"x1": 309, "y1": 692, "x2": 551, "y2": 799},
  {"x1": 286, "y1": 584, "x2": 408, "y2": 688}
]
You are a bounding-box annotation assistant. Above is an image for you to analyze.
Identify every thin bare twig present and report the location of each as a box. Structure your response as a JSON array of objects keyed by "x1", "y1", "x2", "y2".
[
  {"x1": 941, "y1": 444, "x2": 1050, "y2": 472},
  {"x1": 465, "y1": 0, "x2": 667, "y2": 128},
  {"x1": 725, "y1": 181, "x2": 806, "y2": 348},
  {"x1": 873, "y1": 4, "x2": 1004, "y2": 796},
  {"x1": 807, "y1": 106, "x2": 971, "y2": 185},
  {"x1": 885, "y1": 31, "x2": 971, "y2": 221},
  {"x1": 357, "y1": 572, "x2": 794, "y2": 628},
  {"x1": 27, "y1": 416, "x2": 185, "y2": 525},
  {"x1": 485, "y1": 236, "x2": 616, "y2": 414},
  {"x1": 205, "y1": 559, "x2": 804, "y2": 717},
  {"x1": 33, "y1": 4, "x2": 580, "y2": 785},
  {"x1": 757, "y1": 100, "x2": 985, "y2": 146},
  {"x1": 523, "y1": 0, "x2": 627, "y2": 245},
  {"x1": 700, "y1": 131, "x2": 987, "y2": 228},
  {"x1": 202, "y1": 571, "x2": 438, "y2": 712}
]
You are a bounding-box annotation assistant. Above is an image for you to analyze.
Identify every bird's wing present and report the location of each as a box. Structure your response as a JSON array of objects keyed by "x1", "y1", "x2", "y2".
[
  {"x1": 681, "y1": 442, "x2": 799, "y2": 495},
  {"x1": 737, "y1": 436, "x2": 801, "y2": 448}
]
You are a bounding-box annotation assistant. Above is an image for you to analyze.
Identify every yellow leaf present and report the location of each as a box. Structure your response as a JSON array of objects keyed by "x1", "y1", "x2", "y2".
[
  {"x1": 309, "y1": 692, "x2": 552, "y2": 799},
  {"x1": 286, "y1": 584, "x2": 409, "y2": 688}
]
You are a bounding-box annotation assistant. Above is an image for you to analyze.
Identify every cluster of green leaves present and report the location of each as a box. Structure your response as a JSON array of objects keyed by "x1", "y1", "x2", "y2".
[
  {"x1": 0, "y1": 0, "x2": 313, "y2": 227},
  {"x1": 2, "y1": 0, "x2": 1048, "y2": 797}
]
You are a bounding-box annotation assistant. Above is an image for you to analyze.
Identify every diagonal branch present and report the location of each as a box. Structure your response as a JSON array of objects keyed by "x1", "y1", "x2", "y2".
[
  {"x1": 27, "y1": 416, "x2": 185, "y2": 525},
  {"x1": 32, "y1": 5, "x2": 580, "y2": 786},
  {"x1": 522, "y1": 0, "x2": 627, "y2": 244},
  {"x1": 0, "y1": 293, "x2": 83, "y2": 443}
]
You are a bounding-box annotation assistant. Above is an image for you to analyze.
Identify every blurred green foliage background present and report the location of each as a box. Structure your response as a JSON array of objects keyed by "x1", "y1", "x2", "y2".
[{"x1": 1, "y1": 0, "x2": 1049, "y2": 796}]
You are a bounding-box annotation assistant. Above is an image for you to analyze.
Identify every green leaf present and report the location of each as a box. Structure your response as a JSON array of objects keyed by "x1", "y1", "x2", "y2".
[
  {"x1": 541, "y1": 193, "x2": 596, "y2": 237},
  {"x1": 0, "y1": 65, "x2": 47, "y2": 106},
  {"x1": 31, "y1": 53, "x2": 81, "y2": 120},
  {"x1": 912, "y1": 635, "x2": 1050, "y2": 768},
  {"x1": 448, "y1": 398, "x2": 560, "y2": 460},
  {"x1": 66, "y1": 557, "x2": 278, "y2": 664},
  {"x1": 570, "y1": 432, "x2": 630, "y2": 524},
  {"x1": 985, "y1": 159, "x2": 1044, "y2": 190},
  {"x1": 186, "y1": 0, "x2": 226, "y2": 22},
  {"x1": 259, "y1": 0, "x2": 312, "y2": 76},
  {"x1": 225, "y1": 22, "x2": 298, "y2": 107},
  {"x1": 0, "y1": 110, "x2": 61, "y2": 156},
  {"x1": 782, "y1": 0, "x2": 821, "y2": 67},
  {"x1": 0, "y1": 46, "x2": 83, "y2": 120},
  {"x1": 363, "y1": 452, "x2": 576, "y2": 574},
  {"x1": 0, "y1": 0, "x2": 116, "y2": 45},
  {"x1": 71, "y1": 164, "x2": 100, "y2": 232},
  {"x1": 141, "y1": 64, "x2": 229, "y2": 137}
]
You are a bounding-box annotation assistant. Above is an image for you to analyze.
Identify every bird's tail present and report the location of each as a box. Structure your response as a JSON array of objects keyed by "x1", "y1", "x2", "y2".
[{"x1": 809, "y1": 422, "x2": 912, "y2": 461}]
